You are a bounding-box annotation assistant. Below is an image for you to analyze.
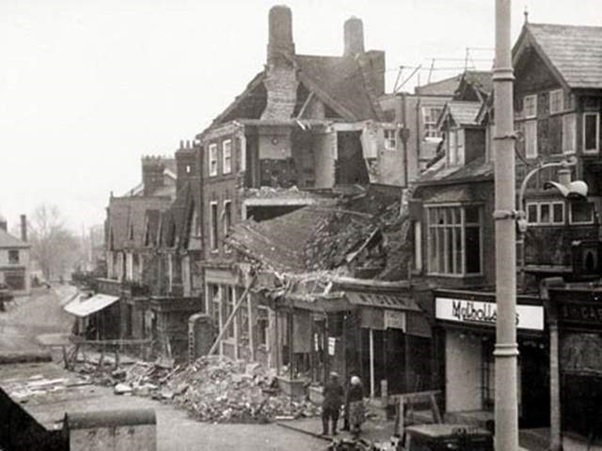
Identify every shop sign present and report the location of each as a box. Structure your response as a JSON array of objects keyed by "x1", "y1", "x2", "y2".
[
  {"x1": 558, "y1": 301, "x2": 602, "y2": 327},
  {"x1": 384, "y1": 310, "x2": 406, "y2": 331},
  {"x1": 435, "y1": 297, "x2": 544, "y2": 331}
]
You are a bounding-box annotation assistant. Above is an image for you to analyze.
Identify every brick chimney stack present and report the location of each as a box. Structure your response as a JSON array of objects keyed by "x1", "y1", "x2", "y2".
[
  {"x1": 267, "y1": 5, "x2": 295, "y2": 66},
  {"x1": 262, "y1": 5, "x2": 299, "y2": 120},
  {"x1": 20, "y1": 215, "x2": 27, "y2": 242},
  {"x1": 344, "y1": 16, "x2": 365, "y2": 57}
]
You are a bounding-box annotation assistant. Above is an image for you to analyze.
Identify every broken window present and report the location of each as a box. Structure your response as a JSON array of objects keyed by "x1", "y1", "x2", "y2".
[
  {"x1": 383, "y1": 129, "x2": 397, "y2": 150},
  {"x1": 222, "y1": 200, "x2": 232, "y2": 253}
]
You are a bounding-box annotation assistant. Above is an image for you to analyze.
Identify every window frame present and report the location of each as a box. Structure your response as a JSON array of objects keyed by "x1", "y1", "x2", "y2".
[
  {"x1": 210, "y1": 201, "x2": 219, "y2": 252},
  {"x1": 583, "y1": 112, "x2": 600, "y2": 154},
  {"x1": 208, "y1": 143, "x2": 218, "y2": 176},
  {"x1": 257, "y1": 305, "x2": 270, "y2": 349},
  {"x1": 569, "y1": 201, "x2": 595, "y2": 225},
  {"x1": 222, "y1": 200, "x2": 232, "y2": 253},
  {"x1": 524, "y1": 94, "x2": 537, "y2": 119},
  {"x1": 562, "y1": 113, "x2": 576, "y2": 155},
  {"x1": 422, "y1": 106, "x2": 444, "y2": 140},
  {"x1": 426, "y1": 204, "x2": 483, "y2": 277},
  {"x1": 524, "y1": 120, "x2": 538, "y2": 159},
  {"x1": 525, "y1": 201, "x2": 565, "y2": 226},
  {"x1": 8, "y1": 250, "x2": 19, "y2": 265},
  {"x1": 383, "y1": 129, "x2": 397, "y2": 151},
  {"x1": 549, "y1": 89, "x2": 564, "y2": 115},
  {"x1": 222, "y1": 139, "x2": 232, "y2": 174}
]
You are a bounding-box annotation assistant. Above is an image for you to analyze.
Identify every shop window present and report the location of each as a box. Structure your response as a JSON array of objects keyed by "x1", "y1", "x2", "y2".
[
  {"x1": 257, "y1": 306, "x2": 269, "y2": 348},
  {"x1": 222, "y1": 139, "x2": 232, "y2": 174},
  {"x1": 8, "y1": 250, "x2": 19, "y2": 264},
  {"x1": 423, "y1": 106, "x2": 443, "y2": 140},
  {"x1": 562, "y1": 114, "x2": 576, "y2": 155},
  {"x1": 549, "y1": 89, "x2": 564, "y2": 114},
  {"x1": 583, "y1": 112, "x2": 600, "y2": 153},
  {"x1": 384, "y1": 129, "x2": 397, "y2": 150},
  {"x1": 570, "y1": 201, "x2": 594, "y2": 225},
  {"x1": 426, "y1": 205, "x2": 482, "y2": 276},
  {"x1": 526, "y1": 201, "x2": 565, "y2": 225},
  {"x1": 210, "y1": 202, "x2": 218, "y2": 251},
  {"x1": 209, "y1": 143, "x2": 218, "y2": 176}
]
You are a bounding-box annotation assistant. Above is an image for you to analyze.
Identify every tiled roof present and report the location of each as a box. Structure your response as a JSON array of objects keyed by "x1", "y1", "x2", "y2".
[
  {"x1": 442, "y1": 101, "x2": 482, "y2": 127},
  {"x1": 462, "y1": 71, "x2": 493, "y2": 95},
  {"x1": 415, "y1": 74, "x2": 462, "y2": 96},
  {"x1": 523, "y1": 23, "x2": 602, "y2": 89},
  {"x1": 295, "y1": 54, "x2": 383, "y2": 121},
  {"x1": 0, "y1": 229, "x2": 29, "y2": 249}
]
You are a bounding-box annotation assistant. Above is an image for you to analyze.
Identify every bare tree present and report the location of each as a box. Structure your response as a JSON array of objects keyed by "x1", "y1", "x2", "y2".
[{"x1": 29, "y1": 204, "x2": 81, "y2": 281}]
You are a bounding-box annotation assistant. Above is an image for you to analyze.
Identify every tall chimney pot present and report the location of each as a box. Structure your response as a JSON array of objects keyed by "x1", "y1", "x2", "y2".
[
  {"x1": 267, "y1": 5, "x2": 295, "y2": 65},
  {"x1": 20, "y1": 215, "x2": 27, "y2": 242},
  {"x1": 344, "y1": 16, "x2": 365, "y2": 57}
]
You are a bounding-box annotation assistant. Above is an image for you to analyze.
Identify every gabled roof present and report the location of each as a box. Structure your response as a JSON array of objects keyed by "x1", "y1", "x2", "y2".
[
  {"x1": 514, "y1": 23, "x2": 602, "y2": 89},
  {"x1": 417, "y1": 156, "x2": 494, "y2": 186},
  {"x1": 0, "y1": 229, "x2": 29, "y2": 249},
  {"x1": 295, "y1": 54, "x2": 383, "y2": 121},
  {"x1": 107, "y1": 196, "x2": 172, "y2": 250},
  {"x1": 437, "y1": 101, "x2": 482, "y2": 129},
  {"x1": 415, "y1": 74, "x2": 463, "y2": 96}
]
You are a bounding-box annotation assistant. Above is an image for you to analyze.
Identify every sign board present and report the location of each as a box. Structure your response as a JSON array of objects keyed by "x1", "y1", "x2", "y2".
[
  {"x1": 435, "y1": 297, "x2": 544, "y2": 331},
  {"x1": 558, "y1": 301, "x2": 602, "y2": 329},
  {"x1": 384, "y1": 310, "x2": 407, "y2": 331}
]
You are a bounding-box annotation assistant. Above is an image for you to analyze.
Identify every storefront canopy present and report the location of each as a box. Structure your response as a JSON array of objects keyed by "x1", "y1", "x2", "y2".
[
  {"x1": 64, "y1": 293, "x2": 120, "y2": 318},
  {"x1": 346, "y1": 292, "x2": 421, "y2": 312}
]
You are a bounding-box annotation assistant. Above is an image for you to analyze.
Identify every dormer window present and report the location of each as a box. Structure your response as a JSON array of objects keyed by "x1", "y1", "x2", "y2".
[
  {"x1": 549, "y1": 90, "x2": 564, "y2": 114},
  {"x1": 384, "y1": 129, "x2": 397, "y2": 150},
  {"x1": 524, "y1": 94, "x2": 537, "y2": 119}
]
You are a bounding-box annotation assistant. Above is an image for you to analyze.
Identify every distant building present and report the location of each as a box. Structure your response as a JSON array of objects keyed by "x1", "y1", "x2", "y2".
[{"x1": 0, "y1": 215, "x2": 31, "y2": 294}]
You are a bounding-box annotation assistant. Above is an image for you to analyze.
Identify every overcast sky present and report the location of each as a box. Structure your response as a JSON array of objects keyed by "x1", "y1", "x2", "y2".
[{"x1": 1, "y1": 0, "x2": 600, "y2": 233}]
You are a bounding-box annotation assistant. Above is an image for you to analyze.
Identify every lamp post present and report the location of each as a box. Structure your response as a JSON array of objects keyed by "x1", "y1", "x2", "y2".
[{"x1": 493, "y1": 1, "x2": 519, "y2": 450}]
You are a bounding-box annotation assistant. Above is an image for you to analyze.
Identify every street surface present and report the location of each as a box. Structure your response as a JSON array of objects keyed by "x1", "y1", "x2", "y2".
[{"x1": 0, "y1": 286, "x2": 327, "y2": 450}]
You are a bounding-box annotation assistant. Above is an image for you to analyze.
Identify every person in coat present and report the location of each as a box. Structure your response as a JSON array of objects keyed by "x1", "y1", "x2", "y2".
[
  {"x1": 321, "y1": 372, "x2": 344, "y2": 436},
  {"x1": 347, "y1": 375, "x2": 365, "y2": 437}
]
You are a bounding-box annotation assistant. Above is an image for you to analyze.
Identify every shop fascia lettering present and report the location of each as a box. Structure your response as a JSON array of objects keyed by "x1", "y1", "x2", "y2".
[{"x1": 435, "y1": 297, "x2": 544, "y2": 331}]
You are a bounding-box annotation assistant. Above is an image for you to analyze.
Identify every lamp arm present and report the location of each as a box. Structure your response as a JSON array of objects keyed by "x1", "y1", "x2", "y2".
[{"x1": 517, "y1": 159, "x2": 576, "y2": 212}]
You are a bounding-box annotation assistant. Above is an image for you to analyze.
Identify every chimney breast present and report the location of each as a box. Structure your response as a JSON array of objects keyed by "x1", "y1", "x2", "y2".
[
  {"x1": 20, "y1": 215, "x2": 27, "y2": 242},
  {"x1": 344, "y1": 17, "x2": 365, "y2": 57},
  {"x1": 267, "y1": 5, "x2": 295, "y2": 65}
]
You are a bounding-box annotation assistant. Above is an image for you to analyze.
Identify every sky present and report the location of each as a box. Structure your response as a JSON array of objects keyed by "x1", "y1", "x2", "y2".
[{"x1": 1, "y1": 0, "x2": 600, "y2": 233}]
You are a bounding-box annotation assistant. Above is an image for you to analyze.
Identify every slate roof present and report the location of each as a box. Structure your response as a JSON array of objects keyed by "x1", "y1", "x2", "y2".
[
  {"x1": 437, "y1": 101, "x2": 482, "y2": 128},
  {"x1": 417, "y1": 156, "x2": 494, "y2": 185},
  {"x1": 107, "y1": 196, "x2": 172, "y2": 250},
  {"x1": 415, "y1": 74, "x2": 463, "y2": 96},
  {"x1": 295, "y1": 54, "x2": 383, "y2": 121},
  {"x1": 520, "y1": 23, "x2": 602, "y2": 89},
  {"x1": 0, "y1": 229, "x2": 29, "y2": 249}
]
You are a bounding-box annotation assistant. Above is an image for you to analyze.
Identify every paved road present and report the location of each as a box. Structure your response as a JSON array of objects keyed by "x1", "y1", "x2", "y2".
[{"x1": 0, "y1": 286, "x2": 327, "y2": 451}]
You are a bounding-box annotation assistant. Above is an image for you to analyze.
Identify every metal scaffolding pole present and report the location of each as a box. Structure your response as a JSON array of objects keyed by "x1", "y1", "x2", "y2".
[{"x1": 493, "y1": 0, "x2": 519, "y2": 450}]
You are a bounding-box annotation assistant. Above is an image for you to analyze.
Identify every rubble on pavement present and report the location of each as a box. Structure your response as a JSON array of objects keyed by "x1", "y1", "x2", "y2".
[{"x1": 71, "y1": 353, "x2": 320, "y2": 423}]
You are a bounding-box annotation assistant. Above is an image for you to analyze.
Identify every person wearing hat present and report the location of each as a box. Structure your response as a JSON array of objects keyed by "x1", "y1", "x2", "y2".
[{"x1": 321, "y1": 371, "x2": 344, "y2": 436}]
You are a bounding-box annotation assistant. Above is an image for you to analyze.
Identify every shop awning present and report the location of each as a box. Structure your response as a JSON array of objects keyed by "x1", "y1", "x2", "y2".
[
  {"x1": 346, "y1": 292, "x2": 421, "y2": 312},
  {"x1": 64, "y1": 293, "x2": 120, "y2": 318}
]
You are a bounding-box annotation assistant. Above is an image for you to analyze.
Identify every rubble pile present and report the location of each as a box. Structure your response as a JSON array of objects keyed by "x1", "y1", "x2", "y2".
[{"x1": 163, "y1": 355, "x2": 320, "y2": 423}]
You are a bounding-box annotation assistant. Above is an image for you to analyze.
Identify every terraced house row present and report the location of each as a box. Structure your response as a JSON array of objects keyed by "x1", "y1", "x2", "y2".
[{"x1": 82, "y1": 6, "x2": 602, "y2": 446}]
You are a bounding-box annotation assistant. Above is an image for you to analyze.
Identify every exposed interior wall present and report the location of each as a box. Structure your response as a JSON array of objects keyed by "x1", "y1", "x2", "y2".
[
  {"x1": 336, "y1": 131, "x2": 369, "y2": 184},
  {"x1": 445, "y1": 329, "x2": 482, "y2": 412},
  {"x1": 313, "y1": 132, "x2": 336, "y2": 188}
]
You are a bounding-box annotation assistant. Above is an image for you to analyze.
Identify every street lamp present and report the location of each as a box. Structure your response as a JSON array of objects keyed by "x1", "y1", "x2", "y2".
[{"x1": 516, "y1": 157, "x2": 589, "y2": 289}]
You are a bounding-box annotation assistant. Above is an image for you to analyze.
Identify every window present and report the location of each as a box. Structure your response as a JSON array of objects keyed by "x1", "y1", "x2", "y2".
[
  {"x1": 426, "y1": 205, "x2": 482, "y2": 276},
  {"x1": 524, "y1": 94, "x2": 537, "y2": 118},
  {"x1": 210, "y1": 201, "x2": 218, "y2": 251},
  {"x1": 562, "y1": 114, "x2": 576, "y2": 154},
  {"x1": 384, "y1": 129, "x2": 397, "y2": 150},
  {"x1": 583, "y1": 112, "x2": 600, "y2": 153},
  {"x1": 423, "y1": 106, "x2": 443, "y2": 140},
  {"x1": 525, "y1": 120, "x2": 538, "y2": 159},
  {"x1": 526, "y1": 201, "x2": 565, "y2": 225},
  {"x1": 570, "y1": 201, "x2": 594, "y2": 225},
  {"x1": 222, "y1": 139, "x2": 232, "y2": 174},
  {"x1": 414, "y1": 221, "x2": 422, "y2": 271},
  {"x1": 223, "y1": 286, "x2": 235, "y2": 339},
  {"x1": 223, "y1": 200, "x2": 232, "y2": 252},
  {"x1": 257, "y1": 306, "x2": 270, "y2": 348},
  {"x1": 549, "y1": 89, "x2": 564, "y2": 114},
  {"x1": 209, "y1": 284, "x2": 221, "y2": 330},
  {"x1": 209, "y1": 143, "x2": 218, "y2": 176},
  {"x1": 447, "y1": 129, "x2": 464, "y2": 167},
  {"x1": 8, "y1": 250, "x2": 19, "y2": 264}
]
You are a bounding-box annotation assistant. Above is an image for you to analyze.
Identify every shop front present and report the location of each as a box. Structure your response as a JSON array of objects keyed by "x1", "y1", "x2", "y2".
[{"x1": 434, "y1": 289, "x2": 548, "y2": 428}]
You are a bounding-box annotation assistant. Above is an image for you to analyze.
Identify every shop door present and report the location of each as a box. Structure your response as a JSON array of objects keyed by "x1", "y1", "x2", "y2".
[
  {"x1": 386, "y1": 329, "x2": 406, "y2": 394},
  {"x1": 520, "y1": 344, "x2": 550, "y2": 428}
]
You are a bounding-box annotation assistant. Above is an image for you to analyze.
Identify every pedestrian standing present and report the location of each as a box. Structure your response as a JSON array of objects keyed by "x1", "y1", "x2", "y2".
[
  {"x1": 321, "y1": 372, "x2": 344, "y2": 436},
  {"x1": 347, "y1": 375, "x2": 365, "y2": 437}
]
